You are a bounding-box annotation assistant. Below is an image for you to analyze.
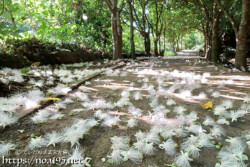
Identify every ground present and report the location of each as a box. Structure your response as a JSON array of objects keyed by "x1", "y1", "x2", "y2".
[{"x1": 0, "y1": 56, "x2": 249, "y2": 167}]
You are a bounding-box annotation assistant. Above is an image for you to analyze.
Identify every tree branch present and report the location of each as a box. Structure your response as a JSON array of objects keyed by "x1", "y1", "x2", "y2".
[
  {"x1": 104, "y1": 0, "x2": 114, "y2": 13},
  {"x1": 0, "y1": 0, "x2": 4, "y2": 15},
  {"x1": 214, "y1": 0, "x2": 238, "y2": 34}
]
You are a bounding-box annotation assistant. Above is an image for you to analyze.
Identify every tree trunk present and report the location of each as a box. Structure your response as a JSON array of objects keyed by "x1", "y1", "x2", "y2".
[
  {"x1": 215, "y1": 0, "x2": 249, "y2": 70},
  {"x1": 154, "y1": 39, "x2": 158, "y2": 56},
  {"x1": 144, "y1": 32, "x2": 151, "y2": 56},
  {"x1": 105, "y1": 0, "x2": 122, "y2": 60},
  {"x1": 176, "y1": 38, "x2": 180, "y2": 52},
  {"x1": 212, "y1": 2, "x2": 221, "y2": 63},
  {"x1": 204, "y1": 33, "x2": 207, "y2": 57},
  {"x1": 163, "y1": 32, "x2": 166, "y2": 56},
  {"x1": 111, "y1": 10, "x2": 122, "y2": 60},
  {"x1": 127, "y1": 0, "x2": 135, "y2": 59},
  {"x1": 11, "y1": 13, "x2": 16, "y2": 29},
  {"x1": 206, "y1": 37, "x2": 212, "y2": 60},
  {"x1": 235, "y1": 0, "x2": 249, "y2": 70}
]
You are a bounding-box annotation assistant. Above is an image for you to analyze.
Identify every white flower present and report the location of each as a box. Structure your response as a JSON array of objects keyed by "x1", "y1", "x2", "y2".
[
  {"x1": 142, "y1": 142, "x2": 156, "y2": 155},
  {"x1": 50, "y1": 113, "x2": 65, "y2": 120},
  {"x1": 198, "y1": 92, "x2": 207, "y2": 98},
  {"x1": 203, "y1": 116, "x2": 215, "y2": 126},
  {"x1": 0, "y1": 112, "x2": 18, "y2": 128},
  {"x1": 198, "y1": 133, "x2": 214, "y2": 148},
  {"x1": 185, "y1": 112, "x2": 198, "y2": 124},
  {"x1": 173, "y1": 106, "x2": 187, "y2": 115},
  {"x1": 225, "y1": 137, "x2": 243, "y2": 148},
  {"x1": 214, "y1": 105, "x2": 227, "y2": 116},
  {"x1": 181, "y1": 135, "x2": 199, "y2": 149},
  {"x1": 179, "y1": 90, "x2": 192, "y2": 98},
  {"x1": 159, "y1": 138, "x2": 176, "y2": 155},
  {"x1": 94, "y1": 110, "x2": 109, "y2": 120},
  {"x1": 31, "y1": 109, "x2": 51, "y2": 124},
  {"x1": 121, "y1": 148, "x2": 143, "y2": 164},
  {"x1": 160, "y1": 130, "x2": 175, "y2": 139},
  {"x1": 128, "y1": 107, "x2": 142, "y2": 117},
  {"x1": 210, "y1": 126, "x2": 225, "y2": 138},
  {"x1": 110, "y1": 136, "x2": 130, "y2": 151},
  {"x1": 63, "y1": 98, "x2": 74, "y2": 104},
  {"x1": 116, "y1": 97, "x2": 131, "y2": 108},
  {"x1": 184, "y1": 144, "x2": 200, "y2": 158},
  {"x1": 175, "y1": 127, "x2": 187, "y2": 137},
  {"x1": 217, "y1": 118, "x2": 230, "y2": 125},
  {"x1": 121, "y1": 90, "x2": 130, "y2": 98},
  {"x1": 85, "y1": 119, "x2": 99, "y2": 128},
  {"x1": 227, "y1": 110, "x2": 244, "y2": 122},
  {"x1": 45, "y1": 131, "x2": 63, "y2": 147},
  {"x1": 89, "y1": 99, "x2": 114, "y2": 110},
  {"x1": 133, "y1": 91, "x2": 142, "y2": 100},
  {"x1": 146, "y1": 131, "x2": 160, "y2": 144},
  {"x1": 71, "y1": 108, "x2": 85, "y2": 113},
  {"x1": 67, "y1": 147, "x2": 91, "y2": 167},
  {"x1": 49, "y1": 84, "x2": 71, "y2": 95},
  {"x1": 0, "y1": 141, "x2": 16, "y2": 156},
  {"x1": 102, "y1": 116, "x2": 120, "y2": 127},
  {"x1": 212, "y1": 91, "x2": 221, "y2": 98},
  {"x1": 247, "y1": 141, "x2": 250, "y2": 150},
  {"x1": 55, "y1": 102, "x2": 67, "y2": 109},
  {"x1": 217, "y1": 143, "x2": 248, "y2": 167},
  {"x1": 174, "y1": 151, "x2": 193, "y2": 167},
  {"x1": 63, "y1": 126, "x2": 84, "y2": 147},
  {"x1": 221, "y1": 100, "x2": 233, "y2": 109},
  {"x1": 28, "y1": 137, "x2": 47, "y2": 150},
  {"x1": 166, "y1": 99, "x2": 176, "y2": 106},
  {"x1": 188, "y1": 124, "x2": 206, "y2": 134},
  {"x1": 133, "y1": 140, "x2": 145, "y2": 152},
  {"x1": 108, "y1": 150, "x2": 123, "y2": 164},
  {"x1": 243, "y1": 95, "x2": 250, "y2": 103},
  {"x1": 135, "y1": 131, "x2": 146, "y2": 141},
  {"x1": 127, "y1": 119, "x2": 138, "y2": 128}
]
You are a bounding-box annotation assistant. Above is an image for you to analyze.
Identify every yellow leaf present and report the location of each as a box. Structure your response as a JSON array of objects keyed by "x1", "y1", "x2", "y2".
[
  {"x1": 201, "y1": 101, "x2": 213, "y2": 109},
  {"x1": 42, "y1": 97, "x2": 61, "y2": 101},
  {"x1": 32, "y1": 62, "x2": 41, "y2": 67}
]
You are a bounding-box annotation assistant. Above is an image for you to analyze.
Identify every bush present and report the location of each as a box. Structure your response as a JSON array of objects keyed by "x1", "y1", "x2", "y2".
[{"x1": 165, "y1": 51, "x2": 175, "y2": 56}]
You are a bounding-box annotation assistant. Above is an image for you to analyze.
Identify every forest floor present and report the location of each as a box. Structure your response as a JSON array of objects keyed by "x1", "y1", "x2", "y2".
[{"x1": 0, "y1": 57, "x2": 250, "y2": 167}]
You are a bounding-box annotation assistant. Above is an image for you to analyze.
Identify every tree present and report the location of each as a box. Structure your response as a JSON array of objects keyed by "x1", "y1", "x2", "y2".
[
  {"x1": 132, "y1": 0, "x2": 151, "y2": 56},
  {"x1": 212, "y1": 1, "x2": 222, "y2": 63},
  {"x1": 148, "y1": 0, "x2": 166, "y2": 57},
  {"x1": 104, "y1": 0, "x2": 124, "y2": 60},
  {"x1": 126, "y1": 0, "x2": 135, "y2": 59},
  {"x1": 215, "y1": 0, "x2": 249, "y2": 70}
]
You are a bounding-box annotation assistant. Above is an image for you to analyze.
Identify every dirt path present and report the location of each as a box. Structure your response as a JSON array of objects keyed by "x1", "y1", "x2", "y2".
[{"x1": 0, "y1": 58, "x2": 249, "y2": 167}]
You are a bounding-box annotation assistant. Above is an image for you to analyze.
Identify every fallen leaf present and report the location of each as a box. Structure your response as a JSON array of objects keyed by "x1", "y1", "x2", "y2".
[
  {"x1": 201, "y1": 101, "x2": 213, "y2": 109},
  {"x1": 42, "y1": 97, "x2": 61, "y2": 101},
  {"x1": 32, "y1": 62, "x2": 41, "y2": 67}
]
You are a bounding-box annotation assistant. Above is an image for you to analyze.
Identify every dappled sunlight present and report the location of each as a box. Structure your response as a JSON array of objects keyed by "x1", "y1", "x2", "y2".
[
  {"x1": 0, "y1": 0, "x2": 249, "y2": 165},
  {"x1": 108, "y1": 111, "x2": 128, "y2": 116},
  {"x1": 220, "y1": 94, "x2": 244, "y2": 101},
  {"x1": 208, "y1": 75, "x2": 250, "y2": 81},
  {"x1": 95, "y1": 82, "x2": 145, "y2": 91},
  {"x1": 164, "y1": 93, "x2": 207, "y2": 104},
  {"x1": 94, "y1": 79, "x2": 114, "y2": 83}
]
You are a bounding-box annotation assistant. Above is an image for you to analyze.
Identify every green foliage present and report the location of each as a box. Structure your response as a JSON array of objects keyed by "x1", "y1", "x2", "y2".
[
  {"x1": 184, "y1": 31, "x2": 204, "y2": 50},
  {"x1": 21, "y1": 67, "x2": 31, "y2": 74},
  {"x1": 165, "y1": 51, "x2": 175, "y2": 56}
]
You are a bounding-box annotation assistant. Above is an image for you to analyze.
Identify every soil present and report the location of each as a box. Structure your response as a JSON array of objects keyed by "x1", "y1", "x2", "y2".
[{"x1": 0, "y1": 57, "x2": 249, "y2": 167}]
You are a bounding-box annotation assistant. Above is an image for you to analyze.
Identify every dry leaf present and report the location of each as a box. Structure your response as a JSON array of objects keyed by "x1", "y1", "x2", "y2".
[
  {"x1": 42, "y1": 97, "x2": 61, "y2": 101},
  {"x1": 201, "y1": 101, "x2": 213, "y2": 109},
  {"x1": 32, "y1": 62, "x2": 41, "y2": 67}
]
